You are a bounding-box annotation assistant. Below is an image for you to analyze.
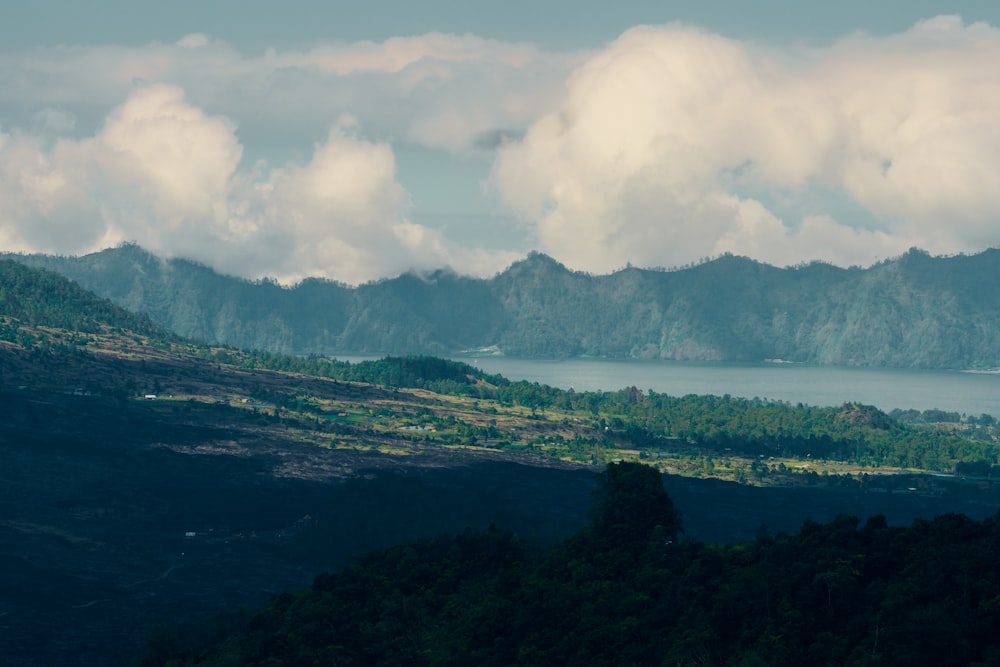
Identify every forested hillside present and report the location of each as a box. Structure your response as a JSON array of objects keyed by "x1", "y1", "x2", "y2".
[
  {"x1": 7, "y1": 244, "x2": 1000, "y2": 368},
  {"x1": 4, "y1": 262, "x2": 1000, "y2": 665},
  {"x1": 0, "y1": 259, "x2": 173, "y2": 346},
  {"x1": 141, "y1": 462, "x2": 1000, "y2": 667}
]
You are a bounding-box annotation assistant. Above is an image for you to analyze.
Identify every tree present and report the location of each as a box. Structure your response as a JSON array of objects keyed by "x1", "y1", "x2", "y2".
[{"x1": 590, "y1": 461, "x2": 682, "y2": 550}]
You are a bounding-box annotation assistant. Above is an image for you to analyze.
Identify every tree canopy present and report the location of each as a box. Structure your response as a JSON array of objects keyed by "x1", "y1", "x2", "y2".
[{"x1": 139, "y1": 463, "x2": 1000, "y2": 667}]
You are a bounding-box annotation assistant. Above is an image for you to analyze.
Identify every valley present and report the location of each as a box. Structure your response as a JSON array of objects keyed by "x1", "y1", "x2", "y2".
[{"x1": 3, "y1": 259, "x2": 1000, "y2": 664}]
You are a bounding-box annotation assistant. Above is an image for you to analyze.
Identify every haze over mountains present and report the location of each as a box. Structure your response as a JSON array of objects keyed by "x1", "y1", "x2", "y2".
[{"x1": 7, "y1": 244, "x2": 1000, "y2": 369}]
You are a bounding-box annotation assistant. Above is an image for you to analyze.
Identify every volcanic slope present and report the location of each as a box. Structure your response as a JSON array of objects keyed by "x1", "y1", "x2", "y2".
[{"x1": 3, "y1": 259, "x2": 1000, "y2": 665}]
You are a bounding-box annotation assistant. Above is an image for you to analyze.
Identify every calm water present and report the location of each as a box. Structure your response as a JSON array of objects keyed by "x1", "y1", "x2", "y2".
[
  {"x1": 451, "y1": 358, "x2": 1000, "y2": 417},
  {"x1": 334, "y1": 355, "x2": 1000, "y2": 416}
]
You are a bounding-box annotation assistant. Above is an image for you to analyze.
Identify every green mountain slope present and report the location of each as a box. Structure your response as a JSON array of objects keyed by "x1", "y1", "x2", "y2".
[
  {"x1": 6, "y1": 245, "x2": 1000, "y2": 368},
  {"x1": 0, "y1": 258, "x2": 172, "y2": 339},
  {"x1": 3, "y1": 262, "x2": 1000, "y2": 664}
]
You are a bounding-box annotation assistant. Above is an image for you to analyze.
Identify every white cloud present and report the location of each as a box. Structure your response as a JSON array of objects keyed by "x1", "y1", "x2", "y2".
[
  {"x1": 3, "y1": 20, "x2": 1000, "y2": 281},
  {"x1": 490, "y1": 17, "x2": 1000, "y2": 272},
  {"x1": 0, "y1": 84, "x2": 504, "y2": 284},
  {"x1": 307, "y1": 33, "x2": 540, "y2": 74},
  {"x1": 176, "y1": 33, "x2": 211, "y2": 49},
  {"x1": 99, "y1": 84, "x2": 241, "y2": 231},
  {"x1": 0, "y1": 33, "x2": 577, "y2": 154}
]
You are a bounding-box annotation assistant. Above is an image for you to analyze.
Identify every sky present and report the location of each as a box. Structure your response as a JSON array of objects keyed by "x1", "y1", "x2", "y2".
[{"x1": 2, "y1": 1, "x2": 1000, "y2": 284}]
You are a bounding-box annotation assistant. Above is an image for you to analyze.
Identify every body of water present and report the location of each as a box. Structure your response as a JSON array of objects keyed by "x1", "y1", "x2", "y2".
[{"x1": 450, "y1": 357, "x2": 1000, "y2": 417}]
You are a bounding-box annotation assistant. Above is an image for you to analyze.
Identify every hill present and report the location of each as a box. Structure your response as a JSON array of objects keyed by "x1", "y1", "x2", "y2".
[
  {"x1": 0, "y1": 258, "x2": 173, "y2": 340},
  {"x1": 3, "y1": 262, "x2": 1000, "y2": 664},
  {"x1": 0, "y1": 265, "x2": 599, "y2": 664},
  {"x1": 7, "y1": 245, "x2": 1000, "y2": 368},
  {"x1": 144, "y1": 463, "x2": 1000, "y2": 667}
]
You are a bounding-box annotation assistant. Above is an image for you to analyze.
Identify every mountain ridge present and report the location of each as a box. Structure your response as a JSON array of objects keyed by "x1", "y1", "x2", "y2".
[
  {"x1": 6, "y1": 245, "x2": 1000, "y2": 368},
  {"x1": 4, "y1": 259, "x2": 1000, "y2": 665}
]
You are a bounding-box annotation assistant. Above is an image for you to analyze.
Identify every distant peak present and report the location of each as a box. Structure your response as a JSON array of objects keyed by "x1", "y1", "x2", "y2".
[
  {"x1": 525, "y1": 251, "x2": 562, "y2": 265},
  {"x1": 706, "y1": 253, "x2": 756, "y2": 266},
  {"x1": 507, "y1": 252, "x2": 569, "y2": 273},
  {"x1": 107, "y1": 241, "x2": 152, "y2": 257},
  {"x1": 404, "y1": 266, "x2": 460, "y2": 283}
]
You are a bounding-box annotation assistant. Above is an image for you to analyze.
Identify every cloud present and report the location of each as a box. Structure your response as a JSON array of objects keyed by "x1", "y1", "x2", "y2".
[
  {"x1": 4, "y1": 20, "x2": 1000, "y2": 281},
  {"x1": 0, "y1": 33, "x2": 577, "y2": 154},
  {"x1": 490, "y1": 16, "x2": 1000, "y2": 272},
  {"x1": 99, "y1": 85, "x2": 241, "y2": 231},
  {"x1": 0, "y1": 84, "x2": 507, "y2": 284}
]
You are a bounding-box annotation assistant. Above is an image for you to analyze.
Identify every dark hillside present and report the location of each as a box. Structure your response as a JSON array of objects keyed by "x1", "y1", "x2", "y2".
[
  {"x1": 7, "y1": 245, "x2": 1000, "y2": 367},
  {"x1": 143, "y1": 463, "x2": 1000, "y2": 667},
  {"x1": 0, "y1": 258, "x2": 169, "y2": 338},
  {"x1": 2, "y1": 264, "x2": 1000, "y2": 664},
  {"x1": 342, "y1": 270, "x2": 504, "y2": 354}
]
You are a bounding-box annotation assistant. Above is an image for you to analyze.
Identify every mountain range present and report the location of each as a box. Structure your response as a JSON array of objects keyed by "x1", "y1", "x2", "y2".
[
  {"x1": 5, "y1": 257, "x2": 1000, "y2": 664},
  {"x1": 7, "y1": 244, "x2": 1000, "y2": 368}
]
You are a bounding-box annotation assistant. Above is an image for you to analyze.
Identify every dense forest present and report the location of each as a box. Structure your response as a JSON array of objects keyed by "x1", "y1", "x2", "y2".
[
  {"x1": 7, "y1": 244, "x2": 1000, "y2": 368},
  {"x1": 140, "y1": 462, "x2": 1000, "y2": 667},
  {"x1": 0, "y1": 259, "x2": 172, "y2": 343}
]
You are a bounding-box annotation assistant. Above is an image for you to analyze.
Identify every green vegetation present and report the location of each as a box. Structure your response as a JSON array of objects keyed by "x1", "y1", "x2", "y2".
[
  {"x1": 8, "y1": 244, "x2": 1000, "y2": 368},
  {"x1": 172, "y1": 350, "x2": 1000, "y2": 477},
  {"x1": 0, "y1": 258, "x2": 172, "y2": 341},
  {"x1": 139, "y1": 462, "x2": 1000, "y2": 667},
  {"x1": 2, "y1": 260, "x2": 996, "y2": 480},
  {"x1": 186, "y1": 347, "x2": 1000, "y2": 474},
  {"x1": 5, "y1": 260, "x2": 1000, "y2": 665},
  {"x1": 1, "y1": 255, "x2": 997, "y2": 494}
]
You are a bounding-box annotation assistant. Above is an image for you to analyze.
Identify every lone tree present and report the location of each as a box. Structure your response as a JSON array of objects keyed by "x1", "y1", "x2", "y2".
[{"x1": 591, "y1": 461, "x2": 682, "y2": 550}]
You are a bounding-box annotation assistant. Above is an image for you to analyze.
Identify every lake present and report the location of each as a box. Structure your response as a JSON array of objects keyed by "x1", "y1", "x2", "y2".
[
  {"x1": 333, "y1": 354, "x2": 1000, "y2": 416},
  {"x1": 450, "y1": 357, "x2": 1000, "y2": 417}
]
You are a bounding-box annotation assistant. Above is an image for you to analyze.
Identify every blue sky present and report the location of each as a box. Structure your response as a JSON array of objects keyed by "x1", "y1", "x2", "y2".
[
  {"x1": 8, "y1": 1, "x2": 997, "y2": 49},
  {"x1": 2, "y1": 1, "x2": 1000, "y2": 283}
]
